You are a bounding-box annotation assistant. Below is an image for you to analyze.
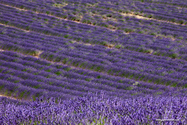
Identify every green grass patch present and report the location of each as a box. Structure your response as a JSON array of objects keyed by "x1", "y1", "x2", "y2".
[
  {"x1": 55, "y1": 71, "x2": 62, "y2": 76},
  {"x1": 64, "y1": 34, "x2": 69, "y2": 38},
  {"x1": 171, "y1": 83, "x2": 178, "y2": 87},
  {"x1": 62, "y1": 58, "x2": 69, "y2": 64}
]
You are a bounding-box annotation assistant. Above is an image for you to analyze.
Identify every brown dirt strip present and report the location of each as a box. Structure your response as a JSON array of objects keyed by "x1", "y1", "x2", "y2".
[
  {"x1": 120, "y1": 12, "x2": 186, "y2": 26},
  {"x1": 0, "y1": 23, "x2": 30, "y2": 32},
  {"x1": 0, "y1": 94, "x2": 22, "y2": 101}
]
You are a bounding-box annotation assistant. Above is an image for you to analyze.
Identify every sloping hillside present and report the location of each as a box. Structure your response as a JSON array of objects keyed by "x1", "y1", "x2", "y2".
[{"x1": 0, "y1": 0, "x2": 187, "y2": 124}]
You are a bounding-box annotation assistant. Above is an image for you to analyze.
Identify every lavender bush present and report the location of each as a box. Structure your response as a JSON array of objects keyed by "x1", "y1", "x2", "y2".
[{"x1": 0, "y1": 93, "x2": 187, "y2": 125}]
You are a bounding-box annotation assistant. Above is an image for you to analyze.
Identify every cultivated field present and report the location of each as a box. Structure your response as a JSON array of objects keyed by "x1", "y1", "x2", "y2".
[{"x1": 0, "y1": 0, "x2": 187, "y2": 124}]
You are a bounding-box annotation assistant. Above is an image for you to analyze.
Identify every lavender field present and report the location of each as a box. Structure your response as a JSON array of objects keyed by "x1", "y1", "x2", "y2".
[{"x1": 0, "y1": 0, "x2": 187, "y2": 124}]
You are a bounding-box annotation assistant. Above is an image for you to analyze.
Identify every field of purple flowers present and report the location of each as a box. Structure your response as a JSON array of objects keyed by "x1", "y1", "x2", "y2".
[{"x1": 0, "y1": 0, "x2": 187, "y2": 124}]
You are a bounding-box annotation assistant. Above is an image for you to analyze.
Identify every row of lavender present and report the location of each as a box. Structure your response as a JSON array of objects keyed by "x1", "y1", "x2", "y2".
[
  {"x1": 1, "y1": 50, "x2": 179, "y2": 101},
  {"x1": 1, "y1": 0, "x2": 187, "y2": 25},
  {"x1": 1, "y1": 24, "x2": 187, "y2": 88},
  {"x1": 135, "y1": 0, "x2": 187, "y2": 7},
  {"x1": 1, "y1": 1, "x2": 187, "y2": 42},
  {"x1": 0, "y1": 3, "x2": 187, "y2": 59},
  {"x1": 1, "y1": 93, "x2": 187, "y2": 124}
]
